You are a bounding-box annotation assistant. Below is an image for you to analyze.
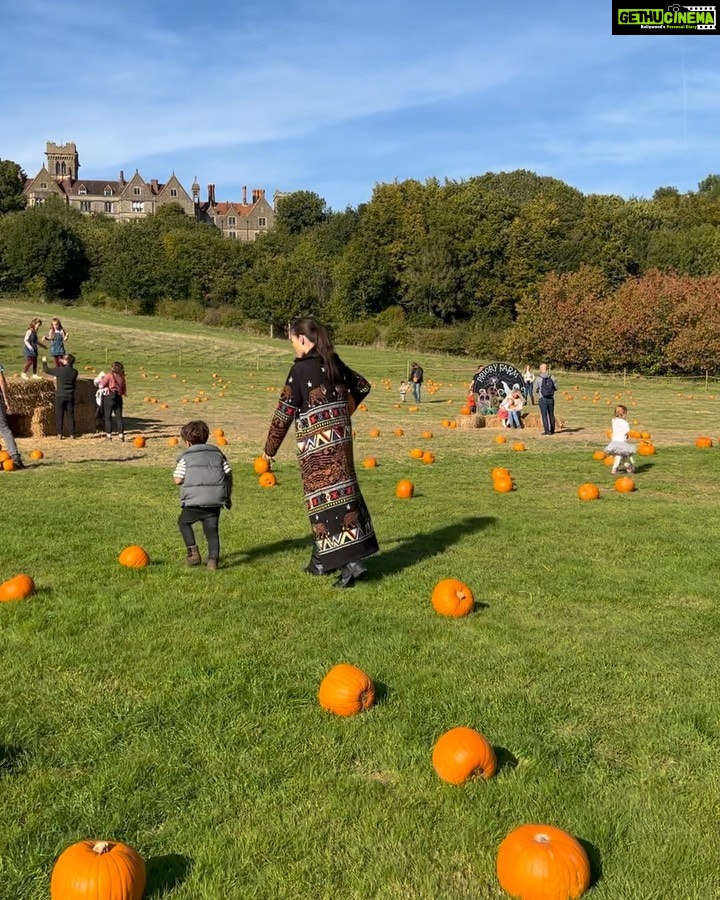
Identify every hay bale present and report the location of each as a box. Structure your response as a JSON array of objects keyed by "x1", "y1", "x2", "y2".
[
  {"x1": 6, "y1": 377, "x2": 98, "y2": 437},
  {"x1": 456, "y1": 413, "x2": 485, "y2": 428}
]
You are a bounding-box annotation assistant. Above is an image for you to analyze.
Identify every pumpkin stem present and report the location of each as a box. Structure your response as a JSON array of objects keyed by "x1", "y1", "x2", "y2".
[
  {"x1": 92, "y1": 842, "x2": 114, "y2": 855},
  {"x1": 534, "y1": 833, "x2": 550, "y2": 844}
]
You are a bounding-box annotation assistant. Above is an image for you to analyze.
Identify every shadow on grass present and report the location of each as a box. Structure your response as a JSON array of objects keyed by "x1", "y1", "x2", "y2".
[
  {"x1": 578, "y1": 837, "x2": 603, "y2": 888},
  {"x1": 367, "y1": 516, "x2": 495, "y2": 580},
  {"x1": 145, "y1": 853, "x2": 192, "y2": 897},
  {"x1": 494, "y1": 746, "x2": 518, "y2": 774},
  {"x1": 0, "y1": 744, "x2": 27, "y2": 777},
  {"x1": 223, "y1": 536, "x2": 312, "y2": 568}
]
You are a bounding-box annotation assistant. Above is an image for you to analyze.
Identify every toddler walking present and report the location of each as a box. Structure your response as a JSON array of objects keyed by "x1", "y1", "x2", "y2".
[
  {"x1": 399, "y1": 380, "x2": 408, "y2": 402},
  {"x1": 605, "y1": 405, "x2": 637, "y2": 475},
  {"x1": 173, "y1": 420, "x2": 232, "y2": 570}
]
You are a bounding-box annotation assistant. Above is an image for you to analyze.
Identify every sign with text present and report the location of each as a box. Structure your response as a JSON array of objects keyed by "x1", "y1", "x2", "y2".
[{"x1": 613, "y1": 3, "x2": 718, "y2": 33}]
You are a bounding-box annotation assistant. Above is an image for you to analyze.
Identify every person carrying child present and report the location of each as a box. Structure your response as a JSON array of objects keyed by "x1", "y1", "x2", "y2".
[
  {"x1": 97, "y1": 362, "x2": 127, "y2": 441},
  {"x1": 605, "y1": 405, "x2": 637, "y2": 475},
  {"x1": 399, "y1": 380, "x2": 408, "y2": 402},
  {"x1": 173, "y1": 420, "x2": 232, "y2": 571}
]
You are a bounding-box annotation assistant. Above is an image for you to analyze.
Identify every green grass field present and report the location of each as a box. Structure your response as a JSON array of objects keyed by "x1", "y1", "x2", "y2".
[{"x1": 1, "y1": 302, "x2": 720, "y2": 899}]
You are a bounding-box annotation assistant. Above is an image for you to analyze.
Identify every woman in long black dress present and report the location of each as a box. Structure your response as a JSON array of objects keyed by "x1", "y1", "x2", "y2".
[{"x1": 262, "y1": 318, "x2": 379, "y2": 588}]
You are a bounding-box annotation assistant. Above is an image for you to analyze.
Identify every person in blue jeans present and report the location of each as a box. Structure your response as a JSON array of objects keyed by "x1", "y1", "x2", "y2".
[
  {"x1": 410, "y1": 362, "x2": 424, "y2": 403},
  {"x1": 0, "y1": 363, "x2": 25, "y2": 468},
  {"x1": 534, "y1": 363, "x2": 558, "y2": 435}
]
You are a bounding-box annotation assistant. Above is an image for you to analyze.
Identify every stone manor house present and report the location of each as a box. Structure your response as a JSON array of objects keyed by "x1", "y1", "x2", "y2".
[{"x1": 23, "y1": 142, "x2": 277, "y2": 241}]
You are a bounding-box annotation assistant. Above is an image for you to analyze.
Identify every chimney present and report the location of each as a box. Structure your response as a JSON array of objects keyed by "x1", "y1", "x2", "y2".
[
  {"x1": 208, "y1": 184, "x2": 215, "y2": 205},
  {"x1": 252, "y1": 188, "x2": 259, "y2": 204},
  {"x1": 151, "y1": 178, "x2": 159, "y2": 193},
  {"x1": 119, "y1": 170, "x2": 125, "y2": 185},
  {"x1": 242, "y1": 185, "x2": 247, "y2": 205},
  {"x1": 260, "y1": 188, "x2": 265, "y2": 199}
]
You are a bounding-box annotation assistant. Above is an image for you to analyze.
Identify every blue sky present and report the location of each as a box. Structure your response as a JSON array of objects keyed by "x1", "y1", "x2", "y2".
[{"x1": 3, "y1": 0, "x2": 719, "y2": 210}]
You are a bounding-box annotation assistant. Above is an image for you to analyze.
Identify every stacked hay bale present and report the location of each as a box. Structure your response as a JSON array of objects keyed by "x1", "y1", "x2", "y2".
[
  {"x1": 6, "y1": 377, "x2": 98, "y2": 437},
  {"x1": 456, "y1": 413, "x2": 485, "y2": 428}
]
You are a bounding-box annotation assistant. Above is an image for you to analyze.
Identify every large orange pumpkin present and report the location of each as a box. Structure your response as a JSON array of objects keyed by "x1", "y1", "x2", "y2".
[
  {"x1": 495, "y1": 434, "x2": 507, "y2": 444},
  {"x1": 513, "y1": 441, "x2": 526, "y2": 452},
  {"x1": 51, "y1": 839, "x2": 146, "y2": 900},
  {"x1": 695, "y1": 436, "x2": 713, "y2": 448},
  {"x1": 363, "y1": 457, "x2": 378, "y2": 468},
  {"x1": 409, "y1": 448, "x2": 424, "y2": 459},
  {"x1": 0, "y1": 450, "x2": 10, "y2": 462},
  {"x1": 118, "y1": 546, "x2": 150, "y2": 568},
  {"x1": 493, "y1": 474, "x2": 513, "y2": 493},
  {"x1": 395, "y1": 479, "x2": 414, "y2": 499},
  {"x1": 167, "y1": 437, "x2": 179, "y2": 446},
  {"x1": 432, "y1": 726, "x2": 497, "y2": 784},
  {"x1": 421, "y1": 430, "x2": 433, "y2": 439},
  {"x1": 369, "y1": 428, "x2": 380, "y2": 438},
  {"x1": 422, "y1": 451, "x2": 435, "y2": 465},
  {"x1": 259, "y1": 472, "x2": 277, "y2": 487},
  {"x1": 2, "y1": 458, "x2": 16, "y2": 471},
  {"x1": 393, "y1": 427, "x2": 404, "y2": 436},
  {"x1": 0, "y1": 574, "x2": 36, "y2": 602},
  {"x1": 577, "y1": 483, "x2": 600, "y2": 501},
  {"x1": 491, "y1": 467, "x2": 510, "y2": 480},
  {"x1": 431, "y1": 578, "x2": 474, "y2": 617},
  {"x1": 133, "y1": 436, "x2": 146, "y2": 449},
  {"x1": 615, "y1": 476, "x2": 636, "y2": 493},
  {"x1": 459, "y1": 406, "x2": 471, "y2": 416},
  {"x1": 213, "y1": 428, "x2": 225, "y2": 438},
  {"x1": 254, "y1": 456, "x2": 270, "y2": 474},
  {"x1": 638, "y1": 442, "x2": 655, "y2": 456},
  {"x1": 30, "y1": 449, "x2": 44, "y2": 460},
  {"x1": 592, "y1": 450, "x2": 606, "y2": 461},
  {"x1": 318, "y1": 663, "x2": 375, "y2": 717},
  {"x1": 496, "y1": 824, "x2": 590, "y2": 900}
]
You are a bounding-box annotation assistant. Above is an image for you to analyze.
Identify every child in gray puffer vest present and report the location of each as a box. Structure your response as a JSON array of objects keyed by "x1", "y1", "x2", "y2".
[{"x1": 173, "y1": 420, "x2": 232, "y2": 570}]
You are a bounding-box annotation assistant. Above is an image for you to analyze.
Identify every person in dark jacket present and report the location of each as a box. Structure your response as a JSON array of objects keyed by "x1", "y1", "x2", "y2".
[
  {"x1": 410, "y1": 361, "x2": 424, "y2": 403},
  {"x1": 173, "y1": 420, "x2": 232, "y2": 571},
  {"x1": 42, "y1": 354, "x2": 78, "y2": 439}
]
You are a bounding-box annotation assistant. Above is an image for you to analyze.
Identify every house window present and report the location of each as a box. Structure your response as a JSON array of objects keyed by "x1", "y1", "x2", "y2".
[
  {"x1": 228, "y1": 231, "x2": 236, "y2": 239},
  {"x1": 104, "y1": 202, "x2": 113, "y2": 213},
  {"x1": 132, "y1": 201, "x2": 144, "y2": 213},
  {"x1": 104, "y1": 188, "x2": 112, "y2": 196},
  {"x1": 78, "y1": 187, "x2": 87, "y2": 195},
  {"x1": 258, "y1": 217, "x2": 267, "y2": 227},
  {"x1": 133, "y1": 187, "x2": 141, "y2": 196},
  {"x1": 34, "y1": 198, "x2": 44, "y2": 206},
  {"x1": 211, "y1": 216, "x2": 216, "y2": 223},
  {"x1": 170, "y1": 188, "x2": 178, "y2": 197},
  {"x1": 40, "y1": 182, "x2": 48, "y2": 189},
  {"x1": 228, "y1": 217, "x2": 236, "y2": 225},
  {"x1": 80, "y1": 201, "x2": 91, "y2": 212}
]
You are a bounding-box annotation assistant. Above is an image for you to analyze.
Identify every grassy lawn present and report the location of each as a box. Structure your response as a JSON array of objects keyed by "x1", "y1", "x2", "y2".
[{"x1": 1, "y1": 302, "x2": 720, "y2": 899}]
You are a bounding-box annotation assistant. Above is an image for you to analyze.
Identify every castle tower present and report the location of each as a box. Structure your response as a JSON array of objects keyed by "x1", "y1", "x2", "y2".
[
  {"x1": 46, "y1": 141, "x2": 79, "y2": 180},
  {"x1": 191, "y1": 176, "x2": 200, "y2": 205}
]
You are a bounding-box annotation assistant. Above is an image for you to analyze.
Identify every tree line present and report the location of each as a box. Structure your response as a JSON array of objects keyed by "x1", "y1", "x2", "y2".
[{"x1": 1, "y1": 159, "x2": 719, "y2": 372}]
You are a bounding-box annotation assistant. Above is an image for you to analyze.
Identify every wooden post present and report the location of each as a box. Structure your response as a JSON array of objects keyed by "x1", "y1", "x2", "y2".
[{"x1": 270, "y1": 323, "x2": 274, "y2": 339}]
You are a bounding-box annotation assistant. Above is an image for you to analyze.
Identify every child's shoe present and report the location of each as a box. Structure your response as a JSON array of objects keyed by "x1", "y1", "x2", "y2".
[
  {"x1": 206, "y1": 558, "x2": 218, "y2": 571},
  {"x1": 611, "y1": 469, "x2": 619, "y2": 475},
  {"x1": 186, "y1": 545, "x2": 202, "y2": 566}
]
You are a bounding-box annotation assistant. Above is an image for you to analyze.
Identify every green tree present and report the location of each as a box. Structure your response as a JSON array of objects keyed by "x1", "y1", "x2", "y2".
[
  {"x1": 0, "y1": 160, "x2": 27, "y2": 215},
  {"x1": 275, "y1": 191, "x2": 328, "y2": 235}
]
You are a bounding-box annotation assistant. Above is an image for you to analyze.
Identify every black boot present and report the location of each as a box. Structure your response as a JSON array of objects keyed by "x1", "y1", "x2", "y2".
[
  {"x1": 304, "y1": 555, "x2": 326, "y2": 576},
  {"x1": 333, "y1": 561, "x2": 367, "y2": 589}
]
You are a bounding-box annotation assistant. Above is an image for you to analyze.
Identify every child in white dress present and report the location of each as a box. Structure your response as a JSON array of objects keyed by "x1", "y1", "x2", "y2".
[{"x1": 605, "y1": 405, "x2": 637, "y2": 475}]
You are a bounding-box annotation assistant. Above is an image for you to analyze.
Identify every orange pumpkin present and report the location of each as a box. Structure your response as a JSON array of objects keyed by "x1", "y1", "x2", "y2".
[
  {"x1": 213, "y1": 428, "x2": 225, "y2": 438},
  {"x1": 393, "y1": 427, "x2": 404, "y2": 436},
  {"x1": 395, "y1": 479, "x2": 414, "y2": 499},
  {"x1": 431, "y1": 578, "x2": 474, "y2": 618},
  {"x1": 133, "y1": 436, "x2": 146, "y2": 448},
  {"x1": 695, "y1": 436, "x2": 713, "y2": 448},
  {"x1": 592, "y1": 450, "x2": 606, "y2": 461},
  {"x1": 0, "y1": 574, "x2": 35, "y2": 602},
  {"x1": 421, "y1": 430, "x2": 433, "y2": 439},
  {"x1": 254, "y1": 456, "x2": 271, "y2": 474},
  {"x1": 408, "y1": 405, "x2": 418, "y2": 412},
  {"x1": 615, "y1": 476, "x2": 636, "y2": 493},
  {"x1": 259, "y1": 472, "x2": 277, "y2": 487},
  {"x1": 495, "y1": 434, "x2": 507, "y2": 444},
  {"x1": 0, "y1": 450, "x2": 10, "y2": 462},
  {"x1": 459, "y1": 406, "x2": 471, "y2": 416},
  {"x1": 3, "y1": 459, "x2": 16, "y2": 471},
  {"x1": 432, "y1": 726, "x2": 497, "y2": 784},
  {"x1": 491, "y1": 467, "x2": 510, "y2": 480},
  {"x1": 30, "y1": 449, "x2": 44, "y2": 460},
  {"x1": 496, "y1": 824, "x2": 590, "y2": 900},
  {"x1": 318, "y1": 663, "x2": 375, "y2": 717},
  {"x1": 493, "y1": 474, "x2": 513, "y2": 493},
  {"x1": 603, "y1": 455, "x2": 615, "y2": 467},
  {"x1": 216, "y1": 436, "x2": 228, "y2": 446},
  {"x1": 168, "y1": 437, "x2": 179, "y2": 446},
  {"x1": 369, "y1": 428, "x2": 380, "y2": 438},
  {"x1": 409, "y1": 448, "x2": 424, "y2": 459},
  {"x1": 118, "y1": 546, "x2": 150, "y2": 568},
  {"x1": 577, "y1": 483, "x2": 600, "y2": 501},
  {"x1": 422, "y1": 451, "x2": 435, "y2": 465},
  {"x1": 638, "y1": 442, "x2": 655, "y2": 456},
  {"x1": 512, "y1": 441, "x2": 525, "y2": 452},
  {"x1": 363, "y1": 457, "x2": 378, "y2": 468},
  {"x1": 51, "y1": 839, "x2": 146, "y2": 900}
]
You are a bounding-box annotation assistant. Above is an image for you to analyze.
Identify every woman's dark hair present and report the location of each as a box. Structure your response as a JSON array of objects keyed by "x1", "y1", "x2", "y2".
[
  {"x1": 289, "y1": 317, "x2": 341, "y2": 385},
  {"x1": 180, "y1": 420, "x2": 210, "y2": 445},
  {"x1": 111, "y1": 361, "x2": 125, "y2": 376}
]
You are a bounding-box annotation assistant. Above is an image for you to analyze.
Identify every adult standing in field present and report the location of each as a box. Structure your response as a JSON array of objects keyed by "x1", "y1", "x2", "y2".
[
  {"x1": 42, "y1": 354, "x2": 78, "y2": 439},
  {"x1": 522, "y1": 364, "x2": 535, "y2": 405},
  {"x1": 534, "y1": 363, "x2": 558, "y2": 435},
  {"x1": 22, "y1": 318, "x2": 46, "y2": 380},
  {"x1": 262, "y1": 317, "x2": 378, "y2": 589},
  {"x1": 98, "y1": 361, "x2": 127, "y2": 441},
  {"x1": 410, "y1": 361, "x2": 424, "y2": 403},
  {"x1": 0, "y1": 362, "x2": 25, "y2": 468}
]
